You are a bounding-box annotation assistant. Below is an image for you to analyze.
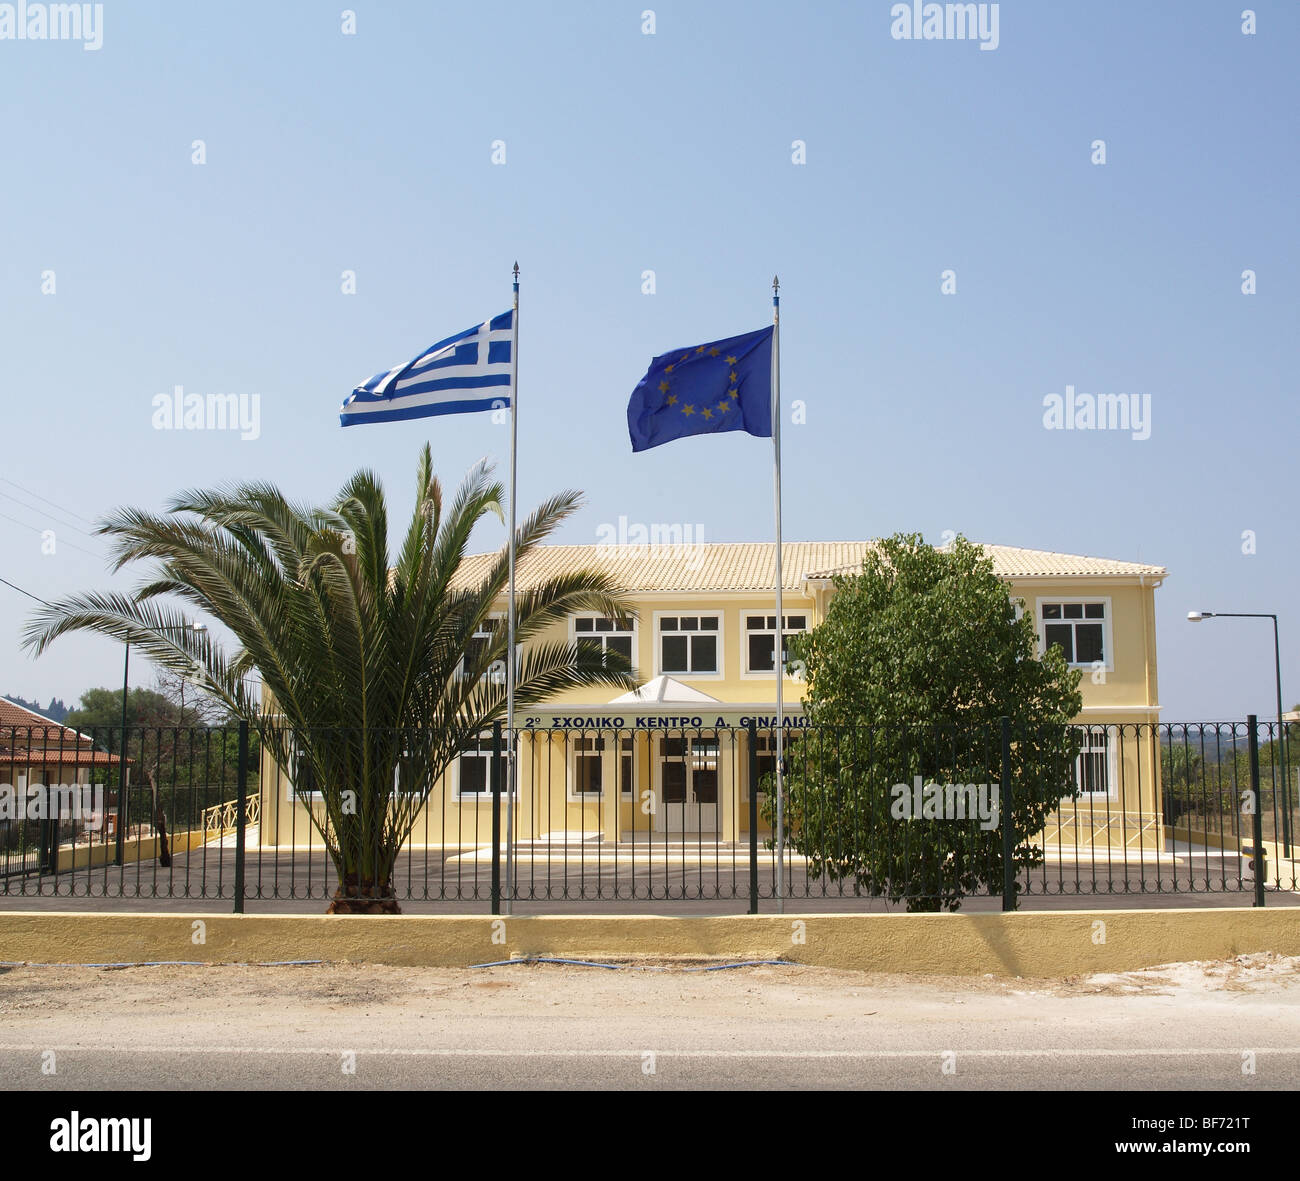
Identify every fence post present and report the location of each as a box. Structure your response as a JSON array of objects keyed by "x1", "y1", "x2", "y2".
[
  {"x1": 747, "y1": 720, "x2": 759, "y2": 914},
  {"x1": 1247, "y1": 715, "x2": 1265, "y2": 908},
  {"x1": 40, "y1": 813, "x2": 57, "y2": 875},
  {"x1": 115, "y1": 645, "x2": 130, "y2": 868},
  {"x1": 233, "y1": 720, "x2": 248, "y2": 914},
  {"x1": 1000, "y1": 716, "x2": 1014, "y2": 911},
  {"x1": 491, "y1": 720, "x2": 502, "y2": 916}
]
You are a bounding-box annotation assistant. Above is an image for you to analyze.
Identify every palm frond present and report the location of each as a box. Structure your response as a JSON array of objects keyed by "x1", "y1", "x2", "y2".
[{"x1": 23, "y1": 448, "x2": 636, "y2": 906}]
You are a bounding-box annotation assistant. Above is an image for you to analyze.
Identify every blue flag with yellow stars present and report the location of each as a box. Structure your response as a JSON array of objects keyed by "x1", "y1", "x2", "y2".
[{"x1": 627, "y1": 325, "x2": 774, "y2": 452}]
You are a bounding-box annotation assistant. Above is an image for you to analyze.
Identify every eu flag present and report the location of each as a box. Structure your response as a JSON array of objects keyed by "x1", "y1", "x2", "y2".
[{"x1": 627, "y1": 325, "x2": 774, "y2": 452}]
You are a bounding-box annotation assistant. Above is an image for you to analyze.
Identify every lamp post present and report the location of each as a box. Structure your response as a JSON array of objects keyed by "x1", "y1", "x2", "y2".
[
  {"x1": 113, "y1": 622, "x2": 208, "y2": 866},
  {"x1": 1187, "y1": 611, "x2": 1291, "y2": 854}
]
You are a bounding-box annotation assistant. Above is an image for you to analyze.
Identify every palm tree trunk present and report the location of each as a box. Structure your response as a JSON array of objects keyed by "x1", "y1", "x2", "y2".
[
  {"x1": 327, "y1": 873, "x2": 401, "y2": 914},
  {"x1": 145, "y1": 769, "x2": 171, "y2": 867}
]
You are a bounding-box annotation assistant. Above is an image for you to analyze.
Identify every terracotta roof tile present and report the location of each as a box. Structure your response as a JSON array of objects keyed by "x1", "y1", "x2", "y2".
[
  {"x1": 446, "y1": 541, "x2": 1165, "y2": 593},
  {"x1": 0, "y1": 699, "x2": 96, "y2": 745},
  {"x1": 0, "y1": 747, "x2": 125, "y2": 767},
  {"x1": 809, "y1": 544, "x2": 1166, "y2": 580}
]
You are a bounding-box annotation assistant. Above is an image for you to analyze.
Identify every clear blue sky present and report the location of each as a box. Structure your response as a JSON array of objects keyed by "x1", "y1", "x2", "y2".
[{"x1": 1, "y1": 0, "x2": 1295, "y2": 720}]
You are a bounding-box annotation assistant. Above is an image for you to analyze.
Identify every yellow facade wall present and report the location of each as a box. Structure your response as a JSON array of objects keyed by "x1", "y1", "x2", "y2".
[{"x1": 258, "y1": 573, "x2": 1164, "y2": 851}]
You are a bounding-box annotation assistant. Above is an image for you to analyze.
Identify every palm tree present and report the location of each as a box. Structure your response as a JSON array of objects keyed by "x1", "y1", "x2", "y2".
[{"x1": 24, "y1": 445, "x2": 636, "y2": 912}]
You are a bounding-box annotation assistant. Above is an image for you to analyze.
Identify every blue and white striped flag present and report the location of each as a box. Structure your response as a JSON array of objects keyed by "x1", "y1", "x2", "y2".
[{"x1": 340, "y1": 310, "x2": 514, "y2": 427}]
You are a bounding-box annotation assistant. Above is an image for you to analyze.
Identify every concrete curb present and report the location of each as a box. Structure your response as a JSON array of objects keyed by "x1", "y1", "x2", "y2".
[{"x1": 2, "y1": 908, "x2": 1298, "y2": 975}]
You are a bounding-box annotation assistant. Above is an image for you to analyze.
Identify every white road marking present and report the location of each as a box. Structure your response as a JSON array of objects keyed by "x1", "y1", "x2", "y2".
[{"x1": 0, "y1": 1045, "x2": 1297, "y2": 1059}]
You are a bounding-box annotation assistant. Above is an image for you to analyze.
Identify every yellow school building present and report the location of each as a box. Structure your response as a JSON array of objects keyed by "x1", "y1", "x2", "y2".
[{"x1": 257, "y1": 540, "x2": 1168, "y2": 853}]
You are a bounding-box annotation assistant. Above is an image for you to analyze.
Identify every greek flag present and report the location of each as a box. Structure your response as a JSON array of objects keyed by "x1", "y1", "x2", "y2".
[{"x1": 340, "y1": 310, "x2": 513, "y2": 426}]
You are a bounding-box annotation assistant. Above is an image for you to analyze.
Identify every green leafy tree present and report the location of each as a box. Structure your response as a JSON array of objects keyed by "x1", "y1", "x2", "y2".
[
  {"x1": 64, "y1": 686, "x2": 174, "y2": 738},
  {"x1": 64, "y1": 684, "x2": 185, "y2": 862},
  {"x1": 24, "y1": 446, "x2": 636, "y2": 913},
  {"x1": 64, "y1": 683, "x2": 259, "y2": 855},
  {"x1": 1162, "y1": 712, "x2": 1298, "y2": 842},
  {"x1": 767, "y1": 533, "x2": 1083, "y2": 911},
  {"x1": 2, "y1": 693, "x2": 68, "y2": 722},
  {"x1": 1160, "y1": 740, "x2": 1207, "y2": 826}
]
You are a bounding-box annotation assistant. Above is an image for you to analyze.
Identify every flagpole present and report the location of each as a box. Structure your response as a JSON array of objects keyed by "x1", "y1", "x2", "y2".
[
  {"x1": 771, "y1": 275, "x2": 785, "y2": 914},
  {"x1": 504, "y1": 261, "x2": 520, "y2": 916}
]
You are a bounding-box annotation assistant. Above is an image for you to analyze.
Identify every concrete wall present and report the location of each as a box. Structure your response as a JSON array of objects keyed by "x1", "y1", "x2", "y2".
[{"x1": 0, "y1": 908, "x2": 1292, "y2": 978}]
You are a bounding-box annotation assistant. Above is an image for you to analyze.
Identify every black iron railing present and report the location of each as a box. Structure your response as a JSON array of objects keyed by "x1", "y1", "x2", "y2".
[{"x1": 1, "y1": 717, "x2": 1294, "y2": 911}]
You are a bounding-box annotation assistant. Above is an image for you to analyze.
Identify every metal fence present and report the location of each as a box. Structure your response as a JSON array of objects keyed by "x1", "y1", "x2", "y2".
[{"x1": 1, "y1": 717, "x2": 1295, "y2": 910}]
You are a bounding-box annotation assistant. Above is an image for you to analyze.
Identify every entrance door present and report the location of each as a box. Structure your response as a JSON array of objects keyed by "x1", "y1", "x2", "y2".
[{"x1": 656, "y1": 736, "x2": 719, "y2": 834}]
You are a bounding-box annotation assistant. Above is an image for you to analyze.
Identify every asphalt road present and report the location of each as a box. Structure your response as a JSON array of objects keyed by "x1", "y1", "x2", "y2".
[
  {"x1": 5, "y1": 1046, "x2": 1297, "y2": 1090},
  {"x1": 2, "y1": 956, "x2": 1297, "y2": 1090}
]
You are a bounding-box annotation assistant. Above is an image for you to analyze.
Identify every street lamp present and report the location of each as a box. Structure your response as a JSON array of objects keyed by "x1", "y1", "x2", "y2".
[
  {"x1": 114, "y1": 622, "x2": 208, "y2": 865},
  {"x1": 1187, "y1": 610, "x2": 1291, "y2": 853}
]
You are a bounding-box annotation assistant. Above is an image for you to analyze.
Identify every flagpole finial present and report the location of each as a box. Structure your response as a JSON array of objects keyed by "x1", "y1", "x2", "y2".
[
  {"x1": 513, "y1": 261, "x2": 519, "y2": 278},
  {"x1": 772, "y1": 274, "x2": 779, "y2": 293}
]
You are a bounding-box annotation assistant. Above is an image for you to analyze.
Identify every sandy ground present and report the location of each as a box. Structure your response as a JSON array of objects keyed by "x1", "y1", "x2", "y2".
[{"x1": 2, "y1": 954, "x2": 1298, "y2": 1089}]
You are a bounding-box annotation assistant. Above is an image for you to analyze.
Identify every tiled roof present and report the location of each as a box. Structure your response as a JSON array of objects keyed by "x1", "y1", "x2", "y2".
[
  {"x1": 809, "y1": 544, "x2": 1166, "y2": 581},
  {"x1": 0, "y1": 747, "x2": 125, "y2": 767},
  {"x1": 0, "y1": 699, "x2": 95, "y2": 745},
  {"x1": 977, "y1": 544, "x2": 1165, "y2": 579},
  {"x1": 0, "y1": 700, "x2": 131, "y2": 765},
  {"x1": 448, "y1": 542, "x2": 875, "y2": 593},
  {"x1": 447, "y1": 541, "x2": 1165, "y2": 593}
]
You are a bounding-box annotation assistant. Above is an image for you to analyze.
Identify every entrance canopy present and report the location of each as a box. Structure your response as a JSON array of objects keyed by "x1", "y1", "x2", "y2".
[{"x1": 610, "y1": 676, "x2": 721, "y2": 705}]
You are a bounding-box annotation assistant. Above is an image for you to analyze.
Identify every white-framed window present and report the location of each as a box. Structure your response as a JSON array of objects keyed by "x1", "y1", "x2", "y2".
[
  {"x1": 618, "y1": 735, "x2": 635, "y2": 797},
  {"x1": 459, "y1": 615, "x2": 510, "y2": 683},
  {"x1": 656, "y1": 613, "x2": 721, "y2": 676},
  {"x1": 567, "y1": 734, "x2": 635, "y2": 800},
  {"x1": 453, "y1": 731, "x2": 505, "y2": 801},
  {"x1": 263, "y1": 716, "x2": 320, "y2": 803},
  {"x1": 744, "y1": 732, "x2": 780, "y2": 800},
  {"x1": 572, "y1": 614, "x2": 635, "y2": 670},
  {"x1": 742, "y1": 612, "x2": 809, "y2": 676},
  {"x1": 1037, "y1": 599, "x2": 1112, "y2": 669},
  {"x1": 570, "y1": 734, "x2": 605, "y2": 798},
  {"x1": 393, "y1": 745, "x2": 433, "y2": 796},
  {"x1": 658, "y1": 735, "x2": 720, "y2": 804},
  {"x1": 286, "y1": 739, "x2": 322, "y2": 802},
  {"x1": 1072, "y1": 725, "x2": 1118, "y2": 799},
  {"x1": 285, "y1": 743, "x2": 426, "y2": 802}
]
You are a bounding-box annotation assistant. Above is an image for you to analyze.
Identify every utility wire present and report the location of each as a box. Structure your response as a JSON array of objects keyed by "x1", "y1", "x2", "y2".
[
  {"x1": 0, "y1": 574, "x2": 54, "y2": 606},
  {"x1": 0, "y1": 476, "x2": 97, "y2": 526},
  {"x1": 0, "y1": 488, "x2": 102, "y2": 539},
  {"x1": 0, "y1": 511, "x2": 105, "y2": 560}
]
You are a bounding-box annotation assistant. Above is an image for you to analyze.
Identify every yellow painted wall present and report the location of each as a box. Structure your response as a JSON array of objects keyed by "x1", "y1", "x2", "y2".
[
  {"x1": 258, "y1": 573, "x2": 1164, "y2": 849},
  {"x1": 47, "y1": 827, "x2": 208, "y2": 871},
  {"x1": 3, "y1": 909, "x2": 1294, "y2": 977}
]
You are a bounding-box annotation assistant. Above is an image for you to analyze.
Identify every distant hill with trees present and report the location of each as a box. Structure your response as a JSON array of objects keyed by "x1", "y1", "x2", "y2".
[{"x1": 2, "y1": 693, "x2": 69, "y2": 722}]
